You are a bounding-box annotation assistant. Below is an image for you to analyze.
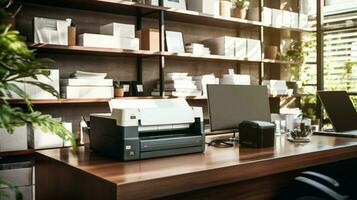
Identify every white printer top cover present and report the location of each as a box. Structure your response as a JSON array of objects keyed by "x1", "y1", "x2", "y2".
[{"x1": 109, "y1": 98, "x2": 195, "y2": 126}]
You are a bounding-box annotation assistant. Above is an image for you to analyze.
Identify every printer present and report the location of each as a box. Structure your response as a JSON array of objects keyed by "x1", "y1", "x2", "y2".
[{"x1": 90, "y1": 98, "x2": 205, "y2": 161}]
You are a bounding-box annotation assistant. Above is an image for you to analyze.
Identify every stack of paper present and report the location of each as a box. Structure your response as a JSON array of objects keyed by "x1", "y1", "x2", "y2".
[
  {"x1": 262, "y1": 80, "x2": 292, "y2": 96},
  {"x1": 193, "y1": 74, "x2": 219, "y2": 96},
  {"x1": 61, "y1": 71, "x2": 114, "y2": 99},
  {"x1": 220, "y1": 69, "x2": 251, "y2": 85},
  {"x1": 185, "y1": 43, "x2": 211, "y2": 56},
  {"x1": 151, "y1": 73, "x2": 202, "y2": 97}
]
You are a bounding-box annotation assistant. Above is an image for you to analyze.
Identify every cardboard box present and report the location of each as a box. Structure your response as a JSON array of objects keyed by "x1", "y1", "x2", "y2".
[
  {"x1": 235, "y1": 37, "x2": 247, "y2": 59},
  {"x1": 299, "y1": 13, "x2": 309, "y2": 29},
  {"x1": 0, "y1": 125, "x2": 28, "y2": 152},
  {"x1": 202, "y1": 36, "x2": 235, "y2": 57},
  {"x1": 78, "y1": 33, "x2": 120, "y2": 48},
  {"x1": 100, "y1": 22, "x2": 135, "y2": 38},
  {"x1": 271, "y1": 9, "x2": 283, "y2": 28},
  {"x1": 61, "y1": 86, "x2": 114, "y2": 99},
  {"x1": 25, "y1": 69, "x2": 59, "y2": 99},
  {"x1": 119, "y1": 37, "x2": 140, "y2": 50},
  {"x1": 291, "y1": 12, "x2": 299, "y2": 29},
  {"x1": 282, "y1": 10, "x2": 291, "y2": 28},
  {"x1": 262, "y1": 7, "x2": 272, "y2": 25},
  {"x1": 186, "y1": 0, "x2": 220, "y2": 16},
  {"x1": 136, "y1": 29, "x2": 160, "y2": 51},
  {"x1": 246, "y1": 39, "x2": 261, "y2": 60}
]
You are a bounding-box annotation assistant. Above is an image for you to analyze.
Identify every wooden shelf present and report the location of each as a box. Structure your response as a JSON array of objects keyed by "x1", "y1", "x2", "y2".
[
  {"x1": 20, "y1": 0, "x2": 311, "y2": 32},
  {"x1": 29, "y1": 43, "x2": 297, "y2": 64},
  {"x1": 0, "y1": 149, "x2": 35, "y2": 157},
  {"x1": 269, "y1": 94, "x2": 315, "y2": 98},
  {"x1": 7, "y1": 98, "x2": 111, "y2": 105},
  {"x1": 29, "y1": 43, "x2": 159, "y2": 57}
]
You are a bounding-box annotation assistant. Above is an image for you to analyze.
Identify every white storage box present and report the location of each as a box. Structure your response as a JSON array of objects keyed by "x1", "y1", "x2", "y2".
[
  {"x1": 78, "y1": 33, "x2": 120, "y2": 48},
  {"x1": 202, "y1": 36, "x2": 235, "y2": 57},
  {"x1": 282, "y1": 11, "x2": 291, "y2": 28},
  {"x1": 291, "y1": 12, "x2": 299, "y2": 29},
  {"x1": 34, "y1": 17, "x2": 69, "y2": 45},
  {"x1": 186, "y1": 0, "x2": 219, "y2": 16},
  {"x1": 0, "y1": 125, "x2": 28, "y2": 152},
  {"x1": 262, "y1": 7, "x2": 272, "y2": 25},
  {"x1": 271, "y1": 9, "x2": 283, "y2": 28},
  {"x1": 100, "y1": 22, "x2": 135, "y2": 38},
  {"x1": 235, "y1": 37, "x2": 247, "y2": 59},
  {"x1": 246, "y1": 39, "x2": 261, "y2": 60},
  {"x1": 119, "y1": 37, "x2": 140, "y2": 50},
  {"x1": 299, "y1": 13, "x2": 309, "y2": 29},
  {"x1": 0, "y1": 186, "x2": 33, "y2": 200},
  {"x1": 61, "y1": 86, "x2": 114, "y2": 99},
  {"x1": 25, "y1": 69, "x2": 59, "y2": 100},
  {"x1": 28, "y1": 122, "x2": 70, "y2": 149},
  {"x1": 4, "y1": 80, "x2": 25, "y2": 99}
]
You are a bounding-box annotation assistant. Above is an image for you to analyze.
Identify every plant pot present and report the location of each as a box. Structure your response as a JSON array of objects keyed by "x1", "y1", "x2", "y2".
[
  {"x1": 265, "y1": 46, "x2": 278, "y2": 59},
  {"x1": 114, "y1": 88, "x2": 124, "y2": 97},
  {"x1": 220, "y1": 1, "x2": 232, "y2": 17},
  {"x1": 231, "y1": 7, "x2": 247, "y2": 19}
]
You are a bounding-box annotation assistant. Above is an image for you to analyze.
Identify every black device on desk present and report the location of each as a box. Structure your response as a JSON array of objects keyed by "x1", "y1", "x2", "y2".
[
  {"x1": 90, "y1": 99, "x2": 205, "y2": 161},
  {"x1": 206, "y1": 85, "x2": 274, "y2": 148},
  {"x1": 314, "y1": 91, "x2": 357, "y2": 138},
  {"x1": 239, "y1": 120, "x2": 275, "y2": 148}
]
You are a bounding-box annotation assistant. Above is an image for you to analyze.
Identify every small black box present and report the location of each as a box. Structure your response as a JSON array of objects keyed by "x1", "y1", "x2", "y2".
[{"x1": 239, "y1": 121, "x2": 275, "y2": 148}]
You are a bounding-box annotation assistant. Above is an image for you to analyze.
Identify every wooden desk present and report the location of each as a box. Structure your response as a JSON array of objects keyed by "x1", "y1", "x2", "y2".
[{"x1": 35, "y1": 135, "x2": 357, "y2": 200}]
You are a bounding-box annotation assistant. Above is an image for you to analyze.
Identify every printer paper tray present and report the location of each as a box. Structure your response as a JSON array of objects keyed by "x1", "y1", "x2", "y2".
[
  {"x1": 140, "y1": 135, "x2": 203, "y2": 152},
  {"x1": 140, "y1": 146, "x2": 203, "y2": 160}
]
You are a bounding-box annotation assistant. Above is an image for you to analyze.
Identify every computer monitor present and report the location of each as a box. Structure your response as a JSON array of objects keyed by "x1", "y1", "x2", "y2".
[
  {"x1": 317, "y1": 91, "x2": 357, "y2": 132},
  {"x1": 207, "y1": 85, "x2": 271, "y2": 132}
]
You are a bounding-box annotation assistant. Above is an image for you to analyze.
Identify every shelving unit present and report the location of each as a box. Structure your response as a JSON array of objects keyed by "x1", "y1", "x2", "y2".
[{"x1": 9, "y1": 0, "x2": 315, "y2": 136}]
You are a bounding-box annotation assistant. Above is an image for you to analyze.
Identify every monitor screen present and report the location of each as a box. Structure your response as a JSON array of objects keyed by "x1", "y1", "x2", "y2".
[
  {"x1": 207, "y1": 85, "x2": 271, "y2": 132},
  {"x1": 317, "y1": 91, "x2": 357, "y2": 132}
]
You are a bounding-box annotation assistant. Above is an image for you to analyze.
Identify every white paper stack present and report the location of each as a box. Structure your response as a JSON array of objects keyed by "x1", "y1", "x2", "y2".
[
  {"x1": 61, "y1": 71, "x2": 114, "y2": 99},
  {"x1": 272, "y1": 9, "x2": 283, "y2": 28},
  {"x1": 202, "y1": 36, "x2": 235, "y2": 57},
  {"x1": 262, "y1": 7, "x2": 272, "y2": 25},
  {"x1": 193, "y1": 74, "x2": 219, "y2": 96},
  {"x1": 220, "y1": 69, "x2": 251, "y2": 85},
  {"x1": 100, "y1": 22, "x2": 139, "y2": 50},
  {"x1": 299, "y1": 13, "x2": 309, "y2": 29},
  {"x1": 262, "y1": 80, "x2": 291, "y2": 96},
  {"x1": 151, "y1": 73, "x2": 202, "y2": 97},
  {"x1": 185, "y1": 43, "x2": 211, "y2": 56},
  {"x1": 34, "y1": 17, "x2": 69, "y2": 45}
]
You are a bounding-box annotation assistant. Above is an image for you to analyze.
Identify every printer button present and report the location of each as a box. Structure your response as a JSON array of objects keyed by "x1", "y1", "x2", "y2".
[
  {"x1": 126, "y1": 145, "x2": 132, "y2": 150},
  {"x1": 129, "y1": 151, "x2": 135, "y2": 156}
]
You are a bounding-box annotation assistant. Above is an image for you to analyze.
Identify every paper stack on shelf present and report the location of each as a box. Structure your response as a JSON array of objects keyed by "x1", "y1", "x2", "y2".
[
  {"x1": 220, "y1": 69, "x2": 251, "y2": 85},
  {"x1": 151, "y1": 73, "x2": 202, "y2": 97},
  {"x1": 262, "y1": 80, "x2": 293, "y2": 96},
  {"x1": 193, "y1": 74, "x2": 219, "y2": 96},
  {"x1": 61, "y1": 71, "x2": 114, "y2": 99},
  {"x1": 100, "y1": 22, "x2": 139, "y2": 50},
  {"x1": 185, "y1": 43, "x2": 211, "y2": 56},
  {"x1": 34, "y1": 17, "x2": 70, "y2": 45}
]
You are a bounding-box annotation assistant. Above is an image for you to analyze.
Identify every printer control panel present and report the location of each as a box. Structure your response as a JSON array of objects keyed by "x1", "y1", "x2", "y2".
[{"x1": 124, "y1": 140, "x2": 139, "y2": 160}]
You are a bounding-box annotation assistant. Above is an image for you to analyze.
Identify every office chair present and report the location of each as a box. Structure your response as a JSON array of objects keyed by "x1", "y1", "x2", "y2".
[{"x1": 277, "y1": 171, "x2": 350, "y2": 200}]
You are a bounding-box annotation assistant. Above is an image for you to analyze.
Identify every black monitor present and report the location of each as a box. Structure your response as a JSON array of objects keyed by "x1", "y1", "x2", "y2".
[
  {"x1": 207, "y1": 85, "x2": 271, "y2": 132},
  {"x1": 317, "y1": 91, "x2": 357, "y2": 132}
]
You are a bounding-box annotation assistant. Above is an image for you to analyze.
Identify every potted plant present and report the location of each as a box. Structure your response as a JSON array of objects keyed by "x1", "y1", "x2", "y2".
[
  {"x1": 231, "y1": 0, "x2": 250, "y2": 19},
  {"x1": 1, "y1": 1, "x2": 76, "y2": 198},
  {"x1": 220, "y1": 0, "x2": 232, "y2": 17},
  {"x1": 114, "y1": 81, "x2": 125, "y2": 97}
]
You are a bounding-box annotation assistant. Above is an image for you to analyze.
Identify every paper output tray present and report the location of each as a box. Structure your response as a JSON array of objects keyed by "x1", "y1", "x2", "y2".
[{"x1": 140, "y1": 135, "x2": 203, "y2": 152}]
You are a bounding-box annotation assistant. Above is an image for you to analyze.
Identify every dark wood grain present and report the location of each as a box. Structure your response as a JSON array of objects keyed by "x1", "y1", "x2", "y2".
[{"x1": 35, "y1": 135, "x2": 357, "y2": 200}]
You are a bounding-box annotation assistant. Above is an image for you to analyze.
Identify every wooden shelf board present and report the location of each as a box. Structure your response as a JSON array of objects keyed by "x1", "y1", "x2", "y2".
[
  {"x1": 20, "y1": 0, "x2": 312, "y2": 32},
  {"x1": 7, "y1": 98, "x2": 111, "y2": 105},
  {"x1": 29, "y1": 43, "x2": 159, "y2": 57},
  {"x1": 0, "y1": 149, "x2": 35, "y2": 157},
  {"x1": 30, "y1": 44, "x2": 299, "y2": 65}
]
